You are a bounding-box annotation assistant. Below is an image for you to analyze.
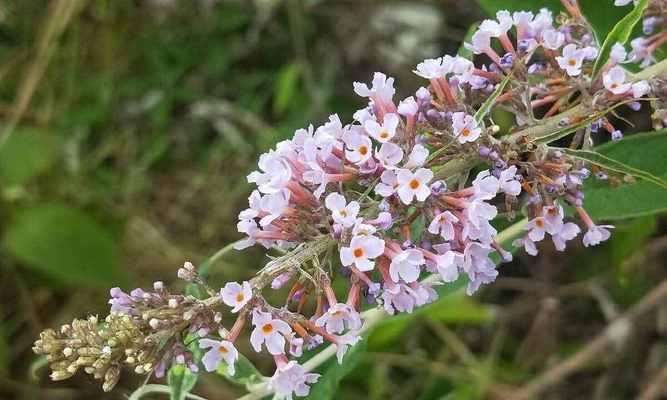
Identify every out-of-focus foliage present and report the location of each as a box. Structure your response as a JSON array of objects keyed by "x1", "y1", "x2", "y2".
[{"x1": 2, "y1": 0, "x2": 667, "y2": 399}]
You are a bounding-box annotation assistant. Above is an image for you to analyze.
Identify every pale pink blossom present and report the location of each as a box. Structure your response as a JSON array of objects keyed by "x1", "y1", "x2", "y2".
[
  {"x1": 315, "y1": 303, "x2": 362, "y2": 334},
  {"x1": 268, "y1": 361, "x2": 319, "y2": 399},
  {"x1": 199, "y1": 338, "x2": 238, "y2": 374},
  {"x1": 556, "y1": 44, "x2": 585, "y2": 76},
  {"x1": 428, "y1": 211, "x2": 459, "y2": 241},
  {"x1": 583, "y1": 225, "x2": 614, "y2": 247},
  {"x1": 340, "y1": 235, "x2": 385, "y2": 271},
  {"x1": 603, "y1": 66, "x2": 632, "y2": 95},
  {"x1": 389, "y1": 249, "x2": 425, "y2": 283},
  {"x1": 396, "y1": 168, "x2": 433, "y2": 205},
  {"x1": 325, "y1": 192, "x2": 360, "y2": 228},
  {"x1": 364, "y1": 113, "x2": 399, "y2": 143},
  {"x1": 452, "y1": 112, "x2": 482, "y2": 143},
  {"x1": 220, "y1": 281, "x2": 252, "y2": 313},
  {"x1": 250, "y1": 310, "x2": 292, "y2": 355},
  {"x1": 375, "y1": 142, "x2": 404, "y2": 168}
]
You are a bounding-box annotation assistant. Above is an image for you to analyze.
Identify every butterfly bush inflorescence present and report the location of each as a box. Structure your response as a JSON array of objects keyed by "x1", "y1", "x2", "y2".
[{"x1": 34, "y1": 1, "x2": 667, "y2": 398}]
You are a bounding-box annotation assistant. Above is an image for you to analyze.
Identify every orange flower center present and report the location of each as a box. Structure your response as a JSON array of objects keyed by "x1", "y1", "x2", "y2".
[
  {"x1": 235, "y1": 293, "x2": 245, "y2": 303},
  {"x1": 535, "y1": 218, "x2": 545, "y2": 228},
  {"x1": 461, "y1": 128, "x2": 471, "y2": 137},
  {"x1": 353, "y1": 248, "x2": 364, "y2": 258},
  {"x1": 568, "y1": 59, "x2": 577, "y2": 66},
  {"x1": 262, "y1": 323, "x2": 274, "y2": 334},
  {"x1": 218, "y1": 345, "x2": 229, "y2": 354},
  {"x1": 379, "y1": 130, "x2": 389, "y2": 139},
  {"x1": 359, "y1": 145, "x2": 368, "y2": 155},
  {"x1": 409, "y1": 179, "x2": 420, "y2": 189}
]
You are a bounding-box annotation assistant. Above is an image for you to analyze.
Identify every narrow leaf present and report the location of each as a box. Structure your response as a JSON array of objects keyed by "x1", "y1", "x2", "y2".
[
  {"x1": 559, "y1": 147, "x2": 667, "y2": 189},
  {"x1": 592, "y1": 0, "x2": 649, "y2": 77},
  {"x1": 474, "y1": 72, "x2": 512, "y2": 124}
]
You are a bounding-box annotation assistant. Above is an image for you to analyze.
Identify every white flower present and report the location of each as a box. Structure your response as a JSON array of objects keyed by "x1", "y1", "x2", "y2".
[
  {"x1": 632, "y1": 80, "x2": 650, "y2": 98},
  {"x1": 610, "y1": 43, "x2": 627, "y2": 63},
  {"x1": 496, "y1": 10, "x2": 514, "y2": 33},
  {"x1": 468, "y1": 30, "x2": 492, "y2": 54},
  {"x1": 556, "y1": 44, "x2": 585, "y2": 76},
  {"x1": 479, "y1": 19, "x2": 503, "y2": 37},
  {"x1": 583, "y1": 225, "x2": 614, "y2": 247},
  {"x1": 268, "y1": 361, "x2": 319, "y2": 400},
  {"x1": 513, "y1": 11, "x2": 534, "y2": 30},
  {"x1": 259, "y1": 189, "x2": 291, "y2": 227},
  {"x1": 541, "y1": 28, "x2": 564, "y2": 50},
  {"x1": 526, "y1": 216, "x2": 548, "y2": 242},
  {"x1": 364, "y1": 113, "x2": 399, "y2": 143},
  {"x1": 334, "y1": 334, "x2": 361, "y2": 364},
  {"x1": 552, "y1": 222, "x2": 581, "y2": 251},
  {"x1": 199, "y1": 339, "x2": 238, "y2": 374},
  {"x1": 452, "y1": 112, "x2": 481, "y2": 143},
  {"x1": 462, "y1": 242, "x2": 498, "y2": 295},
  {"x1": 343, "y1": 132, "x2": 373, "y2": 164},
  {"x1": 250, "y1": 311, "x2": 292, "y2": 355},
  {"x1": 239, "y1": 190, "x2": 262, "y2": 220},
  {"x1": 247, "y1": 152, "x2": 292, "y2": 194},
  {"x1": 352, "y1": 219, "x2": 377, "y2": 236},
  {"x1": 315, "y1": 303, "x2": 362, "y2": 334},
  {"x1": 530, "y1": 8, "x2": 554, "y2": 36},
  {"x1": 375, "y1": 142, "x2": 404, "y2": 168},
  {"x1": 353, "y1": 108, "x2": 374, "y2": 124},
  {"x1": 374, "y1": 170, "x2": 399, "y2": 197},
  {"x1": 428, "y1": 211, "x2": 459, "y2": 241},
  {"x1": 389, "y1": 249, "x2": 425, "y2": 283},
  {"x1": 603, "y1": 66, "x2": 632, "y2": 95},
  {"x1": 220, "y1": 281, "x2": 252, "y2": 313},
  {"x1": 582, "y1": 46, "x2": 598, "y2": 60},
  {"x1": 499, "y1": 166, "x2": 522, "y2": 196},
  {"x1": 472, "y1": 170, "x2": 500, "y2": 200},
  {"x1": 325, "y1": 192, "x2": 359, "y2": 228},
  {"x1": 353, "y1": 72, "x2": 396, "y2": 104},
  {"x1": 413, "y1": 57, "x2": 450, "y2": 79},
  {"x1": 340, "y1": 235, "x2": 385, "y2": 271},
  {"x1": 396, "y1": 168, "x2": 433, "y2": 205},
  {"x1": 398, "y1": 96, "x2": 419, "y2": 117},
  {"x1": 433, "y1": 250, "x2": 462, "y2": 282},
  {"x1": 404, "y1": 144, "x2": 429, "y2": 169}
]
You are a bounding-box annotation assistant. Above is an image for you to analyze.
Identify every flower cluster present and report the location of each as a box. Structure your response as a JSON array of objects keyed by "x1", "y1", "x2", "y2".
[{"x1": 35, "y1": 2, "x2": 664, "y2": 398}]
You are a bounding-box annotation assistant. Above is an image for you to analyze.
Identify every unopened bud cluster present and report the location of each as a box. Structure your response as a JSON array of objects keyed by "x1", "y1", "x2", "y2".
[{"x1": 35, "y1": 2, "x2": 666, "y2": 398}]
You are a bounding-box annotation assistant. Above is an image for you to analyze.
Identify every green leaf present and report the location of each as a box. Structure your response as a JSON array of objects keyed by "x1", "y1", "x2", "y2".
[
  {"x1": 474, "y1": 72, "x2": 512, "y2": 124},
  {"x1": 216, "y1": 352, "x2": 264, "y2": 389},
  {"x1": 168, "y1": 364, "x2": 198, "y2": 400},
  {"x1": 273, "y1": 63, "x2": 302, "y2": 115},
  {"x1": 307, "y1": 338, "x2": 368, "y2": 400},
  {"x1": 592, "y1": 0, "x2": 649, "y2": 77},
  {"x1": 3, "y1": 203, "x2": 123, "y2": 286},
  {"x1": 0, "y1": 128, "x2": 59, "y2": 186},
  {"x1": 579, "y1": 131, "x2": 667, "y2": 220}
]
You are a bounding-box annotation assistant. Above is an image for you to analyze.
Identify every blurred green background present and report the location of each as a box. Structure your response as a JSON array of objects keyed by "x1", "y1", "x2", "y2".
[{"x1": 1, "y1": 1, "x2": 667, "y2": 399}]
